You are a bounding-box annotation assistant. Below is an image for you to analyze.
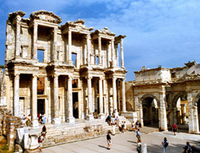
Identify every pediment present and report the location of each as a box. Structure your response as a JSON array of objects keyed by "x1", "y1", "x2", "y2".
[{"x1": 30, "y1": 10, "x2": 62, "y2": 24}]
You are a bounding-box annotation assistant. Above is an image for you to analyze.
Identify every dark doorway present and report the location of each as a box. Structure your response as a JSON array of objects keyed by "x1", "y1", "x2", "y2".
[
  {"x1": 37, "y1": 99, "x2": 45, "y2": 115},
  {"x1": 143, "y1": 97, "x2": 158, "y2": 127},
  {"x1": 73, "y1": 92, "x2": 78, "y2": 118}
]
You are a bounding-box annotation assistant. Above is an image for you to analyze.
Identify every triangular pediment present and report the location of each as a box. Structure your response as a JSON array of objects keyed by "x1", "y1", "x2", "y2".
[{"x1": 30, "y1": 10, "x2": 62, "y2": 24}]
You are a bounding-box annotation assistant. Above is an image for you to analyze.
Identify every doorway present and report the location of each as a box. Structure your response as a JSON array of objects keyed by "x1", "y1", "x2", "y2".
[
  {"x1": 37, "y1": 99, "x2": 45, "y2": 115},
  {"x1": 73, "y1": 92, "x2": 78, "y2": 118}
]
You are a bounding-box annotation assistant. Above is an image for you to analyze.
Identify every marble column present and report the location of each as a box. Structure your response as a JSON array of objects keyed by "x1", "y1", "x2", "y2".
[
  {"x1": 87, "y1": 76, "x2": 94, "y2": 120},
  {"x1": 120, "y1": 39, "x2": 124, "y2": 68},
  {"x1": 181, "y1": 104, "x2": 187, "y2": 124},
  {"x1": 98, "y1": 36, "x2": 101, "y2": 64},
  {"x1": 15, "y1": 15, "x2": 21, "y2": 59},
  {"x1": 107, "y1": 41, "x2": 111, "y2": 67},
  {"x1": 83, "y1": 36, "x2": 87, "y2": 65},
  {"x1": 66, "y1": 76, "x2": 75, "y2": 123},
  {"x1": 99, "y1": 77, "x2": 104, "y2": 118},
  {"x1": 194, "y1": 106, "x2": 199, "y2": 133},
  {"x1": 159, "y1": 86, "x2": 168, "y2": 131},
  {"x1": 87, "y1": 34, "x2": 91, "y2": 64},
  {"x1": 33, "y1": 21, "x2": 38, "y2": 59},
  {"x1": 32, "y1": 75, "x2": 39, "y2": 127},
  {"x1": 53, "y1": 27, "x2": 58, "y2": 61},
  {"x1": 113, "y1": 76, "x2": 117, "y2": 111},
  {"x1": 68, "y1": 30, "x2": 73, "y2": 65},
  {"x1": 52, "y1": 75, "x2": 61, "y2": 124},
  {"x1": 14, "y1": 74, "x2": 20, "y2": 117},
  {"x1": 188, "y1": 93, "x2": 195, "y2": 133},
  {"x1": 122, "y1": 79, "x2": 126, "y2": 112},
  {"x1": 111, "y1": 39, "x2": 115, "y2": 67},
  {"x1": 139, "y1": 102, "x2": 144, "y2": 127}
]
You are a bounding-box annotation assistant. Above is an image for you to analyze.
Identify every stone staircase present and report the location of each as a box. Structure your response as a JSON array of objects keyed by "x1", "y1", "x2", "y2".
[{"x1": 28, "y1": 118, "x2": 114, "y2": 147}]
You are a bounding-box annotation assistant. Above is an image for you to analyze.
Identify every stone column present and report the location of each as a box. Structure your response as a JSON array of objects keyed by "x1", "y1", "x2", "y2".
[
  {"x1": 87, "y1": 76, "x2": 94, "y2": 120},
  {"x1": 15, "y1": 15, "x2": 21, "y2": 59},
  {"x1": 14, "y1": 74, "x2": 20, "y2": 117},
  {"x1": 107, "y1": 41, "x2": 111, "y2": 67},
  {"x1": 52, "y1": 75, "x2": 61, "y2": 124},
  {"x1": 33, "y1": 21, "x2": 38, "y2": 59},
  {"x1": 194, "y1": 106, "x2": 199, "y2": 133},
  {"x1": 111, "y1": 39, "x2": 115, "y2": 67},
  {"x1": 87, "y1": 34, "x2": 91, "y2": 64},
  {"x1": 99, "y1": 77, "x2": 104, "y2": 118},
  {"x1": 98, "y1": 36, "x2": 101, "y2": 64},
  {"x1": 68, "y1": 30, "x2": 73, "y2": 65},
  {"x1": 53, "y1": 27, "x2": 57, "y2": 61},
  {"x1": 113, "y1": 76, "x2": 117, "y2": 111},
  {"x1": 159, "y1": 86, "x2": 168, "y2": 131},
  {"x1": 66, "y1": 75, "x2": 75, "y2": 123},
  {"x1": 83, "y1": 36, "x2": 87, "y2": 65},
  {"x1": 188, "y1": 92, "x2": 195, "y2": 133},
  {"x1": 181, "y1": 104, "x2": 187, "y2": 124},
  {"x1": 139, "y1": 102, "x2": 144, "y2": 127},
  {"x1": 122, "y1": 78, "x2": 126, "y2": 112},
  {"x1": 120, "y1": 39, "x2": 124, "y2": 68},
  {"x1": 32, "y1": 74, "x2": 39, "y2": 127}
]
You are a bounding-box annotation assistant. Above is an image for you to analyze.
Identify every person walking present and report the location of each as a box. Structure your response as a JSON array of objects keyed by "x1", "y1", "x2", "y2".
[
  {"x1": 106, "y1": 131, "x2": 112, "y2": 150},
  {"x1": 183, "y1": 142, "x2": 192, "y2": 153},
  {"x1": 161, "y1": 137, "x2": 169, "y2": 153},
  {"x1": 136, "y1": 129, "x2": 141, "y2": 143},
  {"x1": 172, "y1": 123, "x2": 178, "y2": 135}
]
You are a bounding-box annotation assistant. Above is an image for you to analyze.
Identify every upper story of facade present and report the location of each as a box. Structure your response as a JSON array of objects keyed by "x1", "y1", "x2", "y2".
[
  {"x1": 5, "y1": 10, "x2": 126, "y2": 71},
  {"x1": 133, "y1": 61, "x2": 200, "y2": 86}
]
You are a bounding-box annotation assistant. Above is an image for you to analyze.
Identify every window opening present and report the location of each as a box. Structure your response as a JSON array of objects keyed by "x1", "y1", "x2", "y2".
[
  {"x1": 72, "y1": 79, "x2": 78, "y2": 88},
  {"x1": 72, "y1": 53, "x2": 77, "y2": 67},
  {"x1": 37, "y1": 49, "x2": 44, "y2": 63},
  {"x1": 96, "y1": 56, "x2": 99, "y2": 65}
]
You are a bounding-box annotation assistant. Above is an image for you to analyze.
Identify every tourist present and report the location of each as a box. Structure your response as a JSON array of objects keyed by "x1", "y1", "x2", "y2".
[
  {"x1": 161, "y1": 137, "x2": 169, "y2": 153},
  {"x1": 26, "y1": 114, "x2": 31, "y2": 126},
  {"x1": 38, "y1": 134, "x2": 44, "y2": 152},
  {"x1": 113, "y1": 109, "x2": 118, "y2": 119},
  {"x1": 41, "y1": 125, "x2": 47, "y2": 137},
  {"x1": 106, "y1": 114, "x2": 111, "y2": 125},
  {"x1": 124, "y1": 121, "x2": 127, "y2": 133},
  {"x1": 183, "y1": 142, "x2": 192, "y2": 153},
  {"x1": 136, "y1": 129, "x2": 141, "y2": 143},
  {"x1": 106, "y1": 131, "x2": 112, "y2": 150},
  {"x1": 172, "y1": 123, "x2": 178, "y2": 135},
  {"x1": 111, "y1": 117, "x2": 115, "y2": 125},
  {"x1": 42, "y1": 114, "x2": 46, "y2": 124},
  {"x1": 132, "y1": 121, "x2": 135, "y2": 131},
  {"x1": 135, "y1": 120, "x2": 139, "y2": 130},
  {"x1": 121, "y1": 121, "x2": 125, "y2": 132},
  {"x1": 115, "y1": 116, "x2": 119, "y2": 126},
  {"x1": 22, "y1": 114, "x2": 26, "y2": 125}
]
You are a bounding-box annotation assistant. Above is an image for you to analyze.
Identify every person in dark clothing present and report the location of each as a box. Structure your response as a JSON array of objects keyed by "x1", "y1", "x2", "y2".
[
  {"x1": 183, "y1": 142, "x2": 192, "y2": 153},
  {"x1": 106, "y1": 131, "x2": 112, "y2": 150},
  {"x1": 41, "y1": 125, "x2": 47, "y2": 137}
]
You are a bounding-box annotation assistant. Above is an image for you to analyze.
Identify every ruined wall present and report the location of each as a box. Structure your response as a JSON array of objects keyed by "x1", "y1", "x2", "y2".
[
  {"x1": 125, "y1": 81, "x2": 134, "y2": 111},
  {"x1": 0, "y1": 69, "x2": 6, "y2": 107}
]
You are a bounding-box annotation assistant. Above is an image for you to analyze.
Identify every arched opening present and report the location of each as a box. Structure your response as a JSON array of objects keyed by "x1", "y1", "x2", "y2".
[
  {"x1": 171, "y1": 92, "x2": 188, "y2": 130},
  {"x1": 142, "y1": 97, "x2": 159, "y2": 127},
  {"x1": 197, "y1": 99, "x2": 200, "y2": 129}
]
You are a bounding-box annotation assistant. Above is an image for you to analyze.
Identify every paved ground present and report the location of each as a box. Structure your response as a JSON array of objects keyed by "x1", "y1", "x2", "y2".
[{"x1": 43, "y1": 128, "x2": 200, "y2": 153}]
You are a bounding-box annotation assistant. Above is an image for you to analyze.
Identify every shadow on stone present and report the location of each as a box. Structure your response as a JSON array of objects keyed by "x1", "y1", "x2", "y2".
[{"x1": 98, "y1": 145, "x2": 108, "y2": 149}]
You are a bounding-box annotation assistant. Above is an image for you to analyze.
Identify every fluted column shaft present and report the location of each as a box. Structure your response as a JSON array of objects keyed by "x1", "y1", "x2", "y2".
[
  {"x1": 68, "y1": 30, "x2": 72, "y2": 62},
  {"x1": 122, "y1": 79, "x2": 126, "y2": 112},
  {"x1": 113, "y1": 77, "x2": 117, "y2": 110},
  {"x1": 15, "y1": 16, "x2": 21, "y2": 58},
  {"x1": 33, "y1": 21, "x2": 38, "y2": 59},
  {"x1": 98, "y1": 36, "x2": 101, "y2": 64},
  {"x1": 14, "y1": 74, "x2": 20, "y2": 116},
  {"x1": 120, "y1": 39, "x2": 124, "y2": 67},
  {"x1": 53, "y1": 27, "x2": 57, "y2": 61}
]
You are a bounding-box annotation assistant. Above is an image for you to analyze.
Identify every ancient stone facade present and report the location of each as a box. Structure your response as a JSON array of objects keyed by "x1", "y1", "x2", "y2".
[
  {"x1": 126, "y1": 61, "x2": 200, "y2": 133},
  {"x1": 4, "y1": 10, "x2": 127, "y2": 126}
]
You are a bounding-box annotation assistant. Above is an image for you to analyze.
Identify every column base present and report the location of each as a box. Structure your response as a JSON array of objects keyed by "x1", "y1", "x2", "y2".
[
  {"x1": 86, "y1": 114, "x2": 94, "y2": 120},
  {"x1": 98, "y1": 113, "x2": 105, "y2": 119},
  {"x1": 52, "y1": 118, "x2": 61, "y2": 125},
  {"x1": 68, "y1": 60, "x2": 73, "y2": 66},
  {"x1": 66, "y1": 116, "x2": 75, "y2": 124},
  {"x1": 32, "y1": 120, "x2": 39, "y2": 127}
]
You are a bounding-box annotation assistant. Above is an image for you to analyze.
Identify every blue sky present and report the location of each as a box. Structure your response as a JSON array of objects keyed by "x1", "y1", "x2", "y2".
[{"x1": 1, "y1": 0, "x2": 200, "y2": 81}]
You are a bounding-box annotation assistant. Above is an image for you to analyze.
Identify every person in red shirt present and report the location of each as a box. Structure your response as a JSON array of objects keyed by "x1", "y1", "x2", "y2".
[{"x1": 172, "y1": 123, "x2": 178, "y2": 135}]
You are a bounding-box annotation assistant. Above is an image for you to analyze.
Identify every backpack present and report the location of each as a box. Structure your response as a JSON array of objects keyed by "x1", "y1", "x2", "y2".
[{"x1": 164, "y1": 141, "x2": 168, "y2": 148}]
